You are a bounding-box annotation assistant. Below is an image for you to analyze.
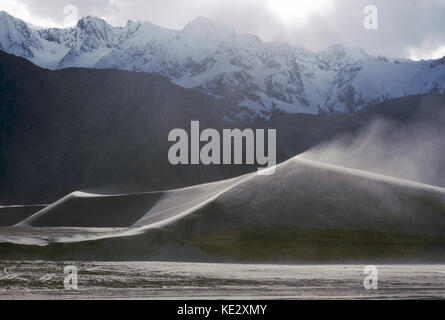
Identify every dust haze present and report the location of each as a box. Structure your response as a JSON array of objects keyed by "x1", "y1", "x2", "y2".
[{"x1": 302, "y1": 100, "x2": 445, "y2": 188}]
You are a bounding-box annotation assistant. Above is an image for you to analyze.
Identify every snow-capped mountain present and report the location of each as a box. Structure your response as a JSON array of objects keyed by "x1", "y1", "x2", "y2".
[{"x1": 1, "y1": 10, "x2": 445, "y2": 120}]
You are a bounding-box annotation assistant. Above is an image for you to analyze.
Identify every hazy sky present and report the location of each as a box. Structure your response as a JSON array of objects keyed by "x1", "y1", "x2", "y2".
[{"x1": 1, "y1": 0, "x2": 445, "y2": 60}]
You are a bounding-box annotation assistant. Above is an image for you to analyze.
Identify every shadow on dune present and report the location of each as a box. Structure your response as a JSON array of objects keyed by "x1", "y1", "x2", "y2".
[
  {"x1": 2, "y1": 158, "x2": 445, "y2": 262},
  {"x1": 17, "y1": 192, "x2": 162, "y2": 228},
  {"x1": 0, "y1": 205, "x2": 46, "y2": 226}
]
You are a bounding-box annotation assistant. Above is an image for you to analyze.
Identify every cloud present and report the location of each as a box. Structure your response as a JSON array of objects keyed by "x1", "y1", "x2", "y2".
[
  {"x1": 1, "y1": 0, "x2": 445, "y2": 59},
  {"x1": 0, "y1": 0, "x2": 62, "y2": 27}
]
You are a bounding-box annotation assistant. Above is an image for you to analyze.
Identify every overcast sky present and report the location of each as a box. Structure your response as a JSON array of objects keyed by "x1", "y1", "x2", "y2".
[{"x1": 1, "y1": 0, "x2": 445, "y2": 60}]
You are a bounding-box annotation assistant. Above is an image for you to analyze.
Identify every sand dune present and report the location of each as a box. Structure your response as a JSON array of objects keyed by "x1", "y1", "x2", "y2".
[
  {"x1": 2, "y1": 157, "x2": 445, "y2": 262},
  {"x1": 17, "y1": 191, "x2": 162, "y2": 227}
]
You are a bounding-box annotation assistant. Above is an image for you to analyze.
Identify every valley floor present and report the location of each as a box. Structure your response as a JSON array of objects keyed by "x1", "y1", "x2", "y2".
[{"x1": 0, "y1": 261, "x2": 444, "y2": 299}]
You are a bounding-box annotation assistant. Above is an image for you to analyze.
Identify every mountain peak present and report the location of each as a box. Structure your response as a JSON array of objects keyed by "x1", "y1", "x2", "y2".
[
  {"x1": 182, "y1": 16, "x2": 235, "y2": 42},
  {"x1": 0, "y1": 10, "x2": 15, "y2": 20},
  {"x1": 0, "y1": 10, "x2": 26, "y2": 26},
  {"x1": 0, "y1": 10, "x2": 39, "y2": 58},
  {"x1": 77, "y1": 16, "x2": 112, "y2": 30},
  {"x1": 316, "y1": 44, "x2": 370, "y2": 71},
  {"x1": 189, "y1": 16, "x2": 215, "y2": 25},
  {"x1": 74, "y1": 15, "x2": 116, "y2": 50},
  {"x1": 322, "y1": 44, "x2": 369, "y2": 60}
]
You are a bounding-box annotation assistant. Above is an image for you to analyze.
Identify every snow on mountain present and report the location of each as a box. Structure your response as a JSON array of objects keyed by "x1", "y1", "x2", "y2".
[
  {"x1": 0, "y1": 11, "x2": 42, "y2": 59},
  {"x1": 1, "y1": 11, "x2": 445, "y2": 119}
]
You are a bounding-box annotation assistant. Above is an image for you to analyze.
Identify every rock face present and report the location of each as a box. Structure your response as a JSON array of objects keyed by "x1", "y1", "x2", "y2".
[{"x1": 2, "y1": 11, "x2": 445, "y2": 119}]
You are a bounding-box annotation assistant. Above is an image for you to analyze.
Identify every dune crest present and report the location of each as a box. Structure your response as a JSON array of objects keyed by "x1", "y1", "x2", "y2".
[{"x1": 2, "y1": 157, "x2": 445, "y2": 262}]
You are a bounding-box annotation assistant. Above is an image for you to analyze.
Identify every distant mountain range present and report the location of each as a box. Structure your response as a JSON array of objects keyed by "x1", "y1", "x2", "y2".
[{"x1": 2, "y1": 11, "x2": 445, "y2": 120}]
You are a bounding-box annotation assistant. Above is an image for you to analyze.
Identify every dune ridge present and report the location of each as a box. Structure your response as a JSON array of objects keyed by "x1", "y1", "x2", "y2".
[{"x1": 2, "y1": 157, "x2": 445, "y2": 262}]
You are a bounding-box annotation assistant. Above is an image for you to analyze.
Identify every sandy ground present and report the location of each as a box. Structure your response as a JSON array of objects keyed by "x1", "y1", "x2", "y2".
[{"x1": 1, "y1": 261, "x2": 444, "y2": 299}]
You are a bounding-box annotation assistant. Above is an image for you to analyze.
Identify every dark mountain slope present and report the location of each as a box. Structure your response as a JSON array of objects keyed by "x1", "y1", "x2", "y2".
[
  {"x1": 1, "y1": 50, "x2": 445, "y2": 204},
  {"x1": 0, "y1": 51, "x2": 232, "y2": 204}
]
